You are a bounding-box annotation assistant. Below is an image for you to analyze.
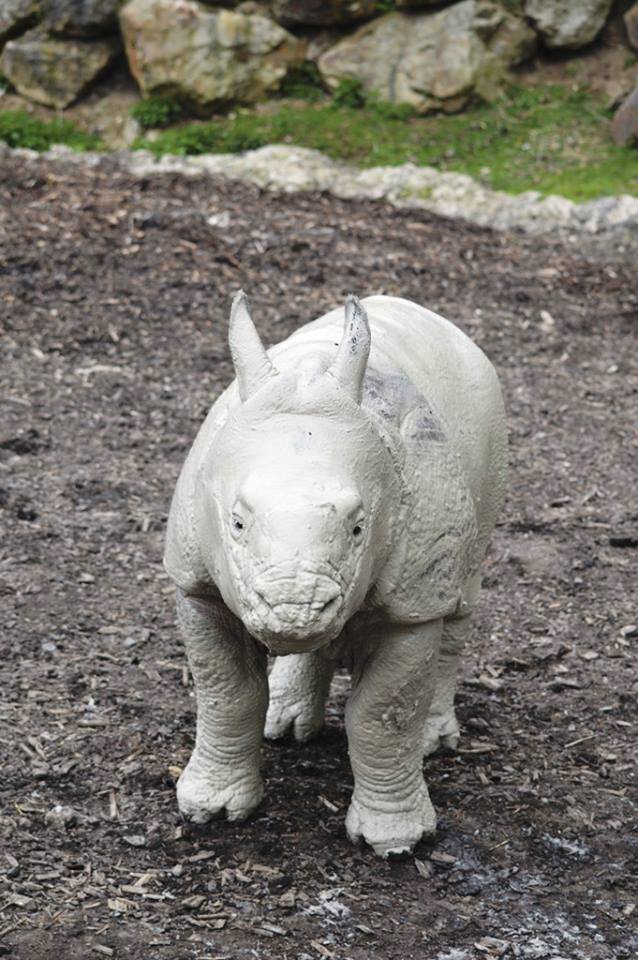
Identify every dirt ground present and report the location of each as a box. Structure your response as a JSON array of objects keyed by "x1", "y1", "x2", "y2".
[{"x1": 0, "y1": 154, "x2": 636, "y2": 960}]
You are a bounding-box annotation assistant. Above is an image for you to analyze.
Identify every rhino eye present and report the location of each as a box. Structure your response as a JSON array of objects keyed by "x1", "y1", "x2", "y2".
[
  {"x1": 231, "y1": 514, "x2": 244, "y2": 535},
  {"x1": 352, "y1": 524, "x2": 363, "y2": 537}
]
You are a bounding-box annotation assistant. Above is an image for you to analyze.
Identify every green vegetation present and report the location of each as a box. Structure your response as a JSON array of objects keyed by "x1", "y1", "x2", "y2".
[
  {"x1": 277, "y1": 62, "x2": 326, "y2": 103},
  {"x1": 332, "y1": 76, "x2": 367, "y2": 109},
  {"x1": 0, "y1": 110, "x2": 102, "y2": 152},
  {"x1": 130, "y1": 94, "x2": 184, "y2": 130},
  {"x1": 0, "y1": 82, "x2": 634, "y2": 201},
  {"x1": 134, "y1": 83, "x2": 637, "y2": 201}
]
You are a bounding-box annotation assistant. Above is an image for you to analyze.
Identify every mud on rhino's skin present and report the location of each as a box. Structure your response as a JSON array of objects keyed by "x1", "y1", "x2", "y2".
[{"x1": 163, "y1": 292, "x2": 508, "y2": 857}]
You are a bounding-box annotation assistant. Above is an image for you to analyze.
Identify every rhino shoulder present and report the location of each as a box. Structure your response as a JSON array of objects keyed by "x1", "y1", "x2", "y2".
[
  {"x1": 363, "y1": 366, "x2": 479, "y2": 623},
  {"x1": 163, "y1": 388, "x2": 235, "y2": 595}
]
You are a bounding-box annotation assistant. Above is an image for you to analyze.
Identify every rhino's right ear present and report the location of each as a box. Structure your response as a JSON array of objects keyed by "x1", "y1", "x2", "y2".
[{"x1": 228, "y1": 290, "x2": 277, "y2": 401}]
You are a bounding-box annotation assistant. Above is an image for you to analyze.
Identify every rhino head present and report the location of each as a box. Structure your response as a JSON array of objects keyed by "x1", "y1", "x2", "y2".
[{"x1": 195, "y1": 292, "x2": 398, "y2": 655}]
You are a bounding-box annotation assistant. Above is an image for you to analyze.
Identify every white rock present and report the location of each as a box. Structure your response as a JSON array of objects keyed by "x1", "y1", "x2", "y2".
[{"x1": 525, "y1": 0, "x2": 613, "y2": 50}]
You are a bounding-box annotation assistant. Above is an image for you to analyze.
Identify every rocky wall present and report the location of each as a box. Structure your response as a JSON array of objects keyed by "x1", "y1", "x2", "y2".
[{"x1": 0, "y1": 0, "x2": 636, "y2": 138}]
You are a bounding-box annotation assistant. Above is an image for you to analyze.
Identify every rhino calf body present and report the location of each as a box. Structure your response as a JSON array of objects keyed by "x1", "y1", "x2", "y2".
[{"x1": 164, "y1": 293, "x2": 507, "y2": 856}]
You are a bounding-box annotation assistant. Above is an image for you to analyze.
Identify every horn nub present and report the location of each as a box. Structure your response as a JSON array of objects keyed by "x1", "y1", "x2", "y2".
[
  {"x1": 327, "y1": 294, "x2": 371, "y2": 403},
  {"x1": 228, "y1": 290, "x2": 277, "y2": 401}
]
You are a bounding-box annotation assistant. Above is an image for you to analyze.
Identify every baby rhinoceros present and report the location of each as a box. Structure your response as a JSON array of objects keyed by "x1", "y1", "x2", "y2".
[{"x1": 164, "y1": 292, "x2": 507, "y2": 857}]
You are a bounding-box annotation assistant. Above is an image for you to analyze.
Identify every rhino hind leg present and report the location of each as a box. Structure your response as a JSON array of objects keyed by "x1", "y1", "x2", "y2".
[
  {"x1": 422, "y1": 613, "x2": 470, "y2": 756},
  {"x1": 265, "y1": 652, "x2": 334, "y2": 742}
]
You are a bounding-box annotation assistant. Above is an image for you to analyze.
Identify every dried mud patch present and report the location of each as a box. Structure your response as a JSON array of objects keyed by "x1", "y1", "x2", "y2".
[{"x1": 0, "y1": 156, "x2": 636, "y2": 960}]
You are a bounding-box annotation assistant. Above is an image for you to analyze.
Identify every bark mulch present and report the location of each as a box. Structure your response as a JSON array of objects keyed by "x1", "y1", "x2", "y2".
[{"x1": 0, "y1": 155, "x2": 636, "y2": 960}]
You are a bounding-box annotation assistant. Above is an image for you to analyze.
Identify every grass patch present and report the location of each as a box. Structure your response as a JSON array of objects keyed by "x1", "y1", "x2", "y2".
[
  {"x1": 0, "y1": 109, "x2": 102, "y2": 152},
  {"x1": 277, "y1": 62, "x2": 326, "y2": 103},
  {"x1": 130, "y1": 95, "x2": 184, "y2": 130},
  {"x1": 135, "y1": 83, "x2": 637, "y2": 200}
]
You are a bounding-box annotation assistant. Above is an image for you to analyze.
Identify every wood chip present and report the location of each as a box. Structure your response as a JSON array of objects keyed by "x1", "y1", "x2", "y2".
[
  {"x1": 565, "y1": 734, "x2": 595, "y2": 748},
  {"x1": 260, "y1": 923, "x2": 286, "y2": 936},
  {"x1": 311, "y1": 941, "x2": 336, "y2": 958},
  {"x1": 6, "y1": 893, "x2": 32, "y2": 907},
  {"x1": 188, "y1": 850, "x2": 216, "y2": 863},
  {"x1": 414, "y1": 858, "x2": 434, "y2": 879},
  {"x1": 279, "y1": 889, "x2": 295, "y2": 907},
  {"x1": 107, "y1": 898, "x2": 132, "y2": 913},
  {"x1": 458, "y1": 742, "x2": 499, "y2": 754},
  {"x1": 475, "y1": 937, "x2": 510, "y2": 955},
  {"x1": 250, "y1": 863, "x2": 282, "y2": 878},
  {"x1": 430, "y1": 850, "x2": 456, "y2": 865},
  {"x1": 182, "y1": 894, "x2": 206, "y2": 910}
]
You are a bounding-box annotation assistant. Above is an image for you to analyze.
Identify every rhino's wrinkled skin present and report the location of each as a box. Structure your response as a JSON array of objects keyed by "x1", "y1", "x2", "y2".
[{"x1": 164, "y1": 293, "x2": 507, "y2": 856}]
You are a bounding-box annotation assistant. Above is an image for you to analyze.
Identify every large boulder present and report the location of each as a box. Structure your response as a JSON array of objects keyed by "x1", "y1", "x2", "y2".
[
  {"x1": 318, "y1": 1, "x2": 536, "y2": 114},
  {"x1": 43, "y1": 0, "x2": 119, "y2": 37},
  {"x1": 524, "y1": 0, "x2": 613, "y2": 50},
  {"x1": 611, "y1": 86, "x2": 638, "y2": 147},
  {"x1": 120, "y1": 0, "x2": 305, "y2": 108},
  {"x1": 271, "y1": 1, "x2": 376, "y2": 27},
  {"x1": 625, "y1": 3, "x2": 638, "y2": 51},
  {"x1": 0, "y1": 26, "x2": 118, "y2": 106},
  {"x1": 0, "y1": 0, "x2": 40, "y2": 46}
]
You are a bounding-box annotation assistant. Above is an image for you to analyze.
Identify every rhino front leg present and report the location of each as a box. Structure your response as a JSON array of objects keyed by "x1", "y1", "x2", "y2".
[
  {"x1": 345, "y1": 619, "x2": 442, "y2": 857},
  {"x1": 176, "y1": 590, "x2": 268, "y2": 823},
  {"x1": 265, "y1": 652, "x2": 334, "y2": 742}
]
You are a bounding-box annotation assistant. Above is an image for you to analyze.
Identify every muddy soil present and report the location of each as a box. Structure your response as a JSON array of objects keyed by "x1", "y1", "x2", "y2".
[{"x1": 0, "y1": 155, "x2": 636, "y2": 960}]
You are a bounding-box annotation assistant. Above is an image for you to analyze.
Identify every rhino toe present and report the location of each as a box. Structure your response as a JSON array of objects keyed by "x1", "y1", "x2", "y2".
[
  {"x1": 176, "y1": 761, "x2": 263, "y2": 823},
  {"x1": 264, "y1": 697, "x2": 324, "y2": 742},
  {"x1": 423, "y1": 710, "x2": 461, "y2": 757}
]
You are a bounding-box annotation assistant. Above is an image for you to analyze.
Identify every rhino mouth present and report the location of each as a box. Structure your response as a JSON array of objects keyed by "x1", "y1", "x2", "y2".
[{"x1": 242, "y1": 564, "x2": 345, "y2": 650}]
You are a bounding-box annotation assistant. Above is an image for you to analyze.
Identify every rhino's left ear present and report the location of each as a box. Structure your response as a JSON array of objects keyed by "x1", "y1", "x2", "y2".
[
  {"x1": 229, "y1": 290, "x2": 277, "y2": 401},
  {"x1": 327, "y1": 294, "x2": 371, "y2": 404}
]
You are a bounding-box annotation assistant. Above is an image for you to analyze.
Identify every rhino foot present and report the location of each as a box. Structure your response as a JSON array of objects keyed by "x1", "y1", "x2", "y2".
[
  {"x1": 345, "y1": 785, "x2": 437, "y2": 858},
  {"x1": 264, "y1": 694, "x2": 324, "y2": 742},
  {"x1": 176, "y1": 759, "x2": 263, "y2": 823},
  {"x1": 423, "y1": 710, "x2": 460, "y2": 757}
]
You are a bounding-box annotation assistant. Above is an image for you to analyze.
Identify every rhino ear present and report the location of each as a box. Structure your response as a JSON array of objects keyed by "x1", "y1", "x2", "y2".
[
  {"x1": 327, "y1": 294, "x2": 371, "y2": 403},
  {"x1": 228, "y1": 290, "x2": 277, "y2": 401}
]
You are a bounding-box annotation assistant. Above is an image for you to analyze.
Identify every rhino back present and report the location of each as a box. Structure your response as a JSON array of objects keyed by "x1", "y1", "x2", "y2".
[
  {"x1": 269, "y1": 295, "x2": 507, "y2": 621},
  {"x1": 273, "y1": 295, "x2": 506, "y2": 529}
]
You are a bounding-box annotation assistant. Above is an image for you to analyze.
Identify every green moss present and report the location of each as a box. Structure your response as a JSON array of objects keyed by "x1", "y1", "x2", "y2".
[
  {"x1": 130, "y1": 95, "x2": 184, "y2": 130},
  {"x1": 0, "y1": 110, "x2": 102, "y2": 152}
]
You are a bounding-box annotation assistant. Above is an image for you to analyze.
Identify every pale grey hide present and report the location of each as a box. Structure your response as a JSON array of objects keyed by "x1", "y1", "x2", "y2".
[{"x1": 164, "y1": 293, "x2": 507, "y2": 856}]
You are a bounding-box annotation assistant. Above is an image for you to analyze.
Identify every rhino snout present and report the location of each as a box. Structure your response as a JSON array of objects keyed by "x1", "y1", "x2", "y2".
[{"x1": 253, "y1": 569, "x2": 342, "y2": 618}]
